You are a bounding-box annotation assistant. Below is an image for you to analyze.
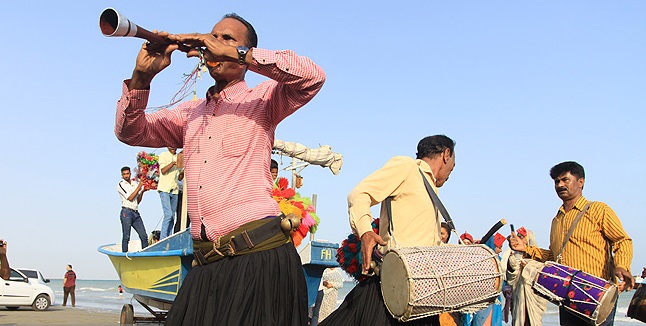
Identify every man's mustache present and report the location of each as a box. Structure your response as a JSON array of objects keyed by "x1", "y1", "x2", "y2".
[{"x1": 557, "y1": 187, "x2": 567, "y2": 192}]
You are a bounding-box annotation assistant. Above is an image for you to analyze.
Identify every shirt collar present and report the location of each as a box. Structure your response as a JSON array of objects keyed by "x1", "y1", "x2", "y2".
[
  {"x1": 558, "y1": 195, "x2": 588, "y2": 215},
  {"x1": 220, "y1": 80, "x2": 249, "y2": 100},
  {"x1": 417, "y1": 159, "x2": 437, "y2": 185}
]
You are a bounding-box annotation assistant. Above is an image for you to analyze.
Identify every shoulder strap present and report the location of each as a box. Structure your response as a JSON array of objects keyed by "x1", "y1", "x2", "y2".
[
  {"x1": 557, "y1": 201, "x2": 593, "y2": 260},
  {"x1": 383, "y1": 169, "x2": 457, "y2": 235},
  {"x1": 418, "y1": 169, "x2": 456, "y2": 232}
]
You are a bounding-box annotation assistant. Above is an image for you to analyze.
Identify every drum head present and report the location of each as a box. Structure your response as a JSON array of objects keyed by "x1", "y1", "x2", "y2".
[
  {"x1": 595, "y1": 285, "x2": 618, "y2": 325},
  {"x1": 380, "y1": 251, "x2": 411, "y2": 319}
]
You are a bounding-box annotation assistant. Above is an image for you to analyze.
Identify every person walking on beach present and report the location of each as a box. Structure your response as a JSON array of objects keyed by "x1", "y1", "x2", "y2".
[
  {"x1": 63, "y1": 264, "x2": 76, "y2": 307},
  {"x1": 0, "y1": 239, "x2": 10, "y2": 280},
  {"x1": 158, "y1": 147, "x2": 180, "y2": 240},
  {"x1": 319, "y1": 135, "x2": 456, "y2": 326},
  {"x1": 117, "y1": 166, "x2": 150, "y2": 252},
  {"x1": 508, "y1": 161, "x2": 634, "y2": 326},
  {"x1": 114, "y1": 11, "x2": 325, "y2": 325}
]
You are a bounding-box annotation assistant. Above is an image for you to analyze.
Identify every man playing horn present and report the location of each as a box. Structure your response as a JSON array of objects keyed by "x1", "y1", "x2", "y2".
[{"x1": 114, "y1": 13, "x2": 325, "y2": 325}]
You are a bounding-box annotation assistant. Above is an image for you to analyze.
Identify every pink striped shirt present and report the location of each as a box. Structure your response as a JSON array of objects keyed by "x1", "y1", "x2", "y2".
[{"x1": 115, "y1": 48, "x2": 325, "y2": 240}]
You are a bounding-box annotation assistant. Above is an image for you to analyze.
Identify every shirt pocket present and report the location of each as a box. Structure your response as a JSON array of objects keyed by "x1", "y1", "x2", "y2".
[{"x1": 221, "y1": 115, "x2": 254, "y2": 157}]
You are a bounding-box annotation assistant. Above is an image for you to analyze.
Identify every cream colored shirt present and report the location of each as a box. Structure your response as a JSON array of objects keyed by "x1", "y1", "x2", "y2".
[
  {"x1": 348, "y1": 156, "x2": 442, "y2": 252},
  {"x1": 157, "y1": 151, "x2": 179, "y2": 194}
]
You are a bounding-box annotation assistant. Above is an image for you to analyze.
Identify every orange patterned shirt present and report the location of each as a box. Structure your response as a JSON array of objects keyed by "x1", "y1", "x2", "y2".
[{"x1": 524, "y1": 196, "x2": 632, "y2": 280}]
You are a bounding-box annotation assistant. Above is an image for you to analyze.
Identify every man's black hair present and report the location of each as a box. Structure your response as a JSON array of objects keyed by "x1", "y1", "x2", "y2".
[
  {"x1": 121, "y1": 166, "x2": 130, "y2": 173},
  {"x1": 441, "y1": 222, "x2": 452, "y2": 242},
  {"x1": 416, "y1": 135, "x2": 455, "y2": 159},
  {"x1": 270, "y1": 159, "x2": 278, "y2": 169},
  {"x1": 550, "y1": 161, "x2": 585, "y2": 180},
  {"x1": 223, "y1": 13, "x2": 258, "y2": 48}
]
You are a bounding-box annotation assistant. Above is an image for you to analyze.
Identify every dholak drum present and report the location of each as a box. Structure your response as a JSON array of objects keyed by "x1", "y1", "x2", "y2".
[
  {"x1": 627, "y1": 284, "x2": 646, "y2": 322},
  {"x1": 532, "y1": 261, "x2": 618, "y2": 325},
  {"x1": 380, "y1": 245, "x2": 503, "y2": 322}
]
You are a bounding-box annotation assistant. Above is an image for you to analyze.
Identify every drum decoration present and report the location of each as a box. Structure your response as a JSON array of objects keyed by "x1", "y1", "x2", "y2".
[
  {"x1": 336, "y1": 218, "x2": 380, "y2": 282},
  {"x1": 380, "y1": 244, "x2": 503, "y2": 322},
  {"x1": 533, "y1": 261, "x2": 617, "y2": 325}
]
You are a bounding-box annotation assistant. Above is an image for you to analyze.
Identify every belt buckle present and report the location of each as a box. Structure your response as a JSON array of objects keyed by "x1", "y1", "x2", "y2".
[{"x1": 241, "y1": 230, "x2": 254, "y2": 249}]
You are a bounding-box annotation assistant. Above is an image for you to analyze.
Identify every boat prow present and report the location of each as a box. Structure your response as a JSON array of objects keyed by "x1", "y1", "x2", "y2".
[{"x1": 98, "y1": 228, "x2": 193, "y2": 304}]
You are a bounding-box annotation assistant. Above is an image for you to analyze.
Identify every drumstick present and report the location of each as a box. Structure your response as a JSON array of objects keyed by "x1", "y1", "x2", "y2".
[
  {"x1": 510, "y1": 224, "x2": 515, "y2": 233},
  {"x1": 480, "y1": 219, "x2": 507, "y2": 244}
]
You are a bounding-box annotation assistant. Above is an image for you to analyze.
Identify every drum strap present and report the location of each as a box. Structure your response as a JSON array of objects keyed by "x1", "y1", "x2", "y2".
[
  {"x1": 556, "y1": 201, "x2": 593, "y2": 262},
  {"x1": 383, "y1": 170, "x2": 456, "y2": 240},
  {"x1": 418, "y1": 169, "x2": 456, "y2": 232}
]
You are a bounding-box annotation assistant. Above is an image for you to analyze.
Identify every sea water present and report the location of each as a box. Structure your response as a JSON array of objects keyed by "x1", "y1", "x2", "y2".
[{"x1": 47, "y1": 279, "x2": 641, "y2": 325}]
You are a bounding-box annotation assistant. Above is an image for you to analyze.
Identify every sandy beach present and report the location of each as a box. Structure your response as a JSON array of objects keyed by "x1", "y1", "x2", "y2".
[{"x1": 0, "y1": 306, "x2": 127, "y2": 326}]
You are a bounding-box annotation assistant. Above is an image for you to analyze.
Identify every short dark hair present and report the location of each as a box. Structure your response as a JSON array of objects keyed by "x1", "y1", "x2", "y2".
[
  {"x1": 121, "y1": 166, "x2": 130, "y2": 173},
  {"x1": 67, "y1": 264, "x2": 72, "y2": 269},
  {"x1": 441, "y1": 222, "x2": 452, "y2": 241},
  {"x1": 223, "y1": 13, "x2": 258, "y2": 48},
  {"x1": 270, "y1": 159, "x2": 278, "y2": 170},
  {"x1": 550, "y1": 161, "x2": 585, "y2": 180},
  {"x1": 416, "y1": 135, "x2": 455, "y2": 159}
]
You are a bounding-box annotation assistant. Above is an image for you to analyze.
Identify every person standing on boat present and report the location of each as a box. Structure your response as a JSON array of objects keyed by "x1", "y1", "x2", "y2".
[
  {"x1": 508, "y1": 161, "x2": 634, "y2": 326},
  {"x1": 117, "y1": 166, "x2": 149, "y2": 252},
  {"x1": 173, "y1": 150, "x2": 186, "y2": 233},
  {"x1": 62, "y1": 264, "x2": 76, "y2": 307},
  {"x1": 114, "y1": 12, "x2": 325, "y2": 326},
  {"x1": 157, "y1": 147, "x2": 180, "y2": 240},
  {"x1": 319, "y1": 135, "x2": 456, "y2": 326}
]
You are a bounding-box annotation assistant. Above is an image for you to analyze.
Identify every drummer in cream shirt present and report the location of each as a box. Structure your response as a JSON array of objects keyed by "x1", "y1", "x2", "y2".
[{"x1": 319, "y1": 135, "x2": 456, "y2": 326}]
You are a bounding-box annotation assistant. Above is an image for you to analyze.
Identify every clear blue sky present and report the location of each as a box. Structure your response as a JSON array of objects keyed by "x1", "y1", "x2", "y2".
[{"x1": 1, "y1": 1, "x2": 644, "y2": 280}]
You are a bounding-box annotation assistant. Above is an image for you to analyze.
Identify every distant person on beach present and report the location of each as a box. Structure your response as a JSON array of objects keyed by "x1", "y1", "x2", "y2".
[
  {"x1": 440, "y1": 222, "x2": 451, "y2": 244},
  {"x1": 504, "y1": 226, "x2": 548, "y2": 326},
  {"x1": 460, "y1": 232, "x2": 474, "y2": 245},
  {"x1": 319, "y1": 135, "x2": 456, "y2": 326},
  {"x1": 117, "y1": 166, "x2": 149, "y2": 252},
  {"x1": 118, "y1": 285, "x2": 124, "y2": 298},
  {"x1": 63, "y1": 264, "x2": 76, "y2": 307},
  {"x1": 508, "y1": 161, "x2": 634, "y2": 326},
  {"x1": 311, "y1": 267, "x2": 344, "y2": 324},
  {"x1": 158, "y1": 147, "x2": 181, "y2": 240},
  {"x1": 0, "y1": 239, "x2": 10, "y2": 280},
  {"x1": 114, "y1": 12, "x2": 325, "y2": 325}
]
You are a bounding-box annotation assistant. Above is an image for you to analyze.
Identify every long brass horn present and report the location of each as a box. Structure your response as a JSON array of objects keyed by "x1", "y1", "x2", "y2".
[{"x1": 99, "y1": 8, "x2": 168, "y2": 45}]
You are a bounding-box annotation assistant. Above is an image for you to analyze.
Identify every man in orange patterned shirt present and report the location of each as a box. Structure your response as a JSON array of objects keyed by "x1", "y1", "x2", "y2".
[{"x1": 509, "y1": 161, "x2": 633, "y2": 326}]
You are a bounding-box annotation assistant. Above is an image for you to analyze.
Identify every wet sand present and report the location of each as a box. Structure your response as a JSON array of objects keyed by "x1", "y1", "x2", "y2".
[{"x1": 0, "y1": 306, "x2": 126, "y2": 325}]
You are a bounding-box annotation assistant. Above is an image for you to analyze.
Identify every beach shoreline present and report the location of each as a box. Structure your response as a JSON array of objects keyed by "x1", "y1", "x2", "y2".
[{"x1": 0, "y1": 306, "x2": 124, "y2": 326}]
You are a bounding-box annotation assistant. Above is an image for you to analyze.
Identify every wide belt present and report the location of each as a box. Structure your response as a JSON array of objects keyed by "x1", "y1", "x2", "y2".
[{"x1": 193, "y1": 215, "x2": 290, "y2": 266}]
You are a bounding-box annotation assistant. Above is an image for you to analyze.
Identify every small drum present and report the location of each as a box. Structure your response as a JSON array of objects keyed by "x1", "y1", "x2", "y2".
[
  {"x1": 533, "y1": 261, "x2": 617, "y2": 325},
  {"x1": 380, "y1": 245, "x2": 503, "y2": 322},
  {"x1": 626, "y1": 284, "x2": 646, "y2": 322}
]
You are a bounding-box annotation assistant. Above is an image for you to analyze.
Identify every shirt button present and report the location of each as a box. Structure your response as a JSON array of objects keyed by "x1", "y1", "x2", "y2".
[
  {"x1": 208, "y1": 136, "x2": 212, "y2": 139},
  {"x1": 204, "y1": 160, "x2": 207, "y2": 163},
  {"x1": 199, "y1": 186, "x2": 202, "y2": 189}
]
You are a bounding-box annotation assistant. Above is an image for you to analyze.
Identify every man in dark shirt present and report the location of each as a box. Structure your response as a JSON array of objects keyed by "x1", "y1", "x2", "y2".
[{"x1": 63, "y1": 264, "x2": 77, "y2": 307}]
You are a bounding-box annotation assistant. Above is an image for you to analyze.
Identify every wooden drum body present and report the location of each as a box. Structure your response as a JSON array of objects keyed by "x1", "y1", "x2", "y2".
[{"x1": 380, "y1": 245, "x2": 503, "y2": 322}]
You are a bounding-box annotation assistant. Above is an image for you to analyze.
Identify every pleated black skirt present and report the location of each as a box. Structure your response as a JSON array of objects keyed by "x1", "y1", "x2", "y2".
[
  {"x1": 165, "y1": 243, "x2": 308, "y2": 326},
  {"x1": 318, "y1": 276, "x2": 440, "y2": 326}
]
